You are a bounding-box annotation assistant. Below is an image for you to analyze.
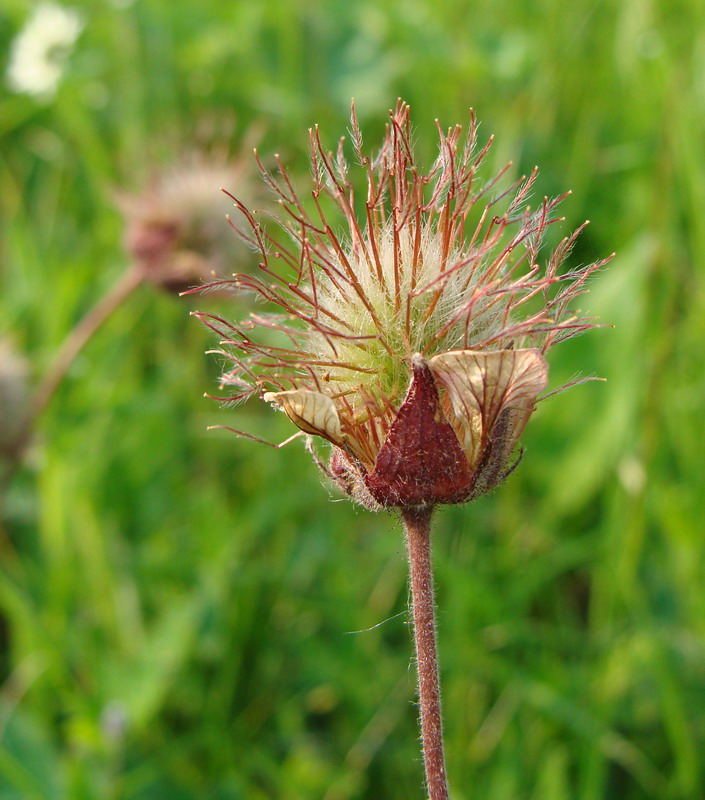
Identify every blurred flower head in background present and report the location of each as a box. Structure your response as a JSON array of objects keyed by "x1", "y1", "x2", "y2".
[
  {"x1": 0, "y1": 339, "x2": 30, "y2": 463},
  {"x1": 119, "y1": 141, "x2": 265, "y2": 294},
  {"x1": 196, "y1": 101, "x2": 610, "y2": 509},
  {"x1": 5, "y1": 2, "x2": 84, "y2": 99}
]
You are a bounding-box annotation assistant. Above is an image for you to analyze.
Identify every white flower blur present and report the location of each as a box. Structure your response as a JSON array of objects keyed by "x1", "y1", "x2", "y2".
[{"x1": 6, "y1": 2, "x2": 84, "y2": 98}]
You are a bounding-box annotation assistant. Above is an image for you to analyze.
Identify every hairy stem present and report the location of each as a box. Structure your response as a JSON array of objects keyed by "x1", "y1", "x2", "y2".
[{"x1": 402, "y1": 505, "x2": 449, "y2": 800}]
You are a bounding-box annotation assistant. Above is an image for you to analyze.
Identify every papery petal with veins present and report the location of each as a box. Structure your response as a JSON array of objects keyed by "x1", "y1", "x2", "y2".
[
  {"x1": 263, "y1": 389, "x2": 343, "y2": 445},
  {"x1": 428, "y1": 349, "x2": 548, "y2": 466}
]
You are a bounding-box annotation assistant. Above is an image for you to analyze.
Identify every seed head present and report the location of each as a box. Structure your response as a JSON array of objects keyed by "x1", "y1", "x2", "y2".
[
  {"x1": 194, "y1": 101, "x2": 611, "y2": 510},
  {"x1": 120, "y1": 147, "x2": 263, "y2": 294}
]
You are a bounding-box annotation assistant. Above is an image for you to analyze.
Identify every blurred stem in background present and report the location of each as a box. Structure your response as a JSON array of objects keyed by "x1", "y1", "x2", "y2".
[
  {"x1": 0, "y1": 266, "x2": 143, "y2": 499},
  {"x1": 30, "y1": 265, "x2": 144, "y2": 424}
]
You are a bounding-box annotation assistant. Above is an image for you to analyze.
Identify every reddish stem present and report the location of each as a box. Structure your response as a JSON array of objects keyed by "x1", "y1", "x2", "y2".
[{"x1": 402, "y1": 505, "x2": 449, "y2": 800}]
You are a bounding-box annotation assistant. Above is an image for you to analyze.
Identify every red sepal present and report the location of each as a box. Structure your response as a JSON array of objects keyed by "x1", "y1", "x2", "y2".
[{"x1": 365, "y1": 359, "x2": 473, "y2": 507}]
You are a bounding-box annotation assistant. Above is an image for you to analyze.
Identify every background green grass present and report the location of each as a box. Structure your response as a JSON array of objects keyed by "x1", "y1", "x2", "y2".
[{"x1": 1, "y1": 0, "x2": 704, "y2": 797}]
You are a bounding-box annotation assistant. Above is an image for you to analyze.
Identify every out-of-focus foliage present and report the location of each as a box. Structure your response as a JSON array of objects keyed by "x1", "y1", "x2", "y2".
[{"x1": 1, "y1": 0, "x2": 704, "y2": 798}]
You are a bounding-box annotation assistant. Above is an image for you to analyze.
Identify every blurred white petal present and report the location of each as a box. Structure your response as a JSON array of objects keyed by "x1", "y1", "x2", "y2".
[{"x1": 6, "y1": 2, "x2": 84, "y2": 98}]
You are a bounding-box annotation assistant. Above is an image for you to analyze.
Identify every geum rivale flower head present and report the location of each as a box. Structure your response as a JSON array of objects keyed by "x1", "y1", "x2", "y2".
[
  {"x1": 193, "y1": 101, "x2": 611, "y2": 511},
  {"x1": 119, "y1": 135, "x2": 265, "y2": 294}
]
